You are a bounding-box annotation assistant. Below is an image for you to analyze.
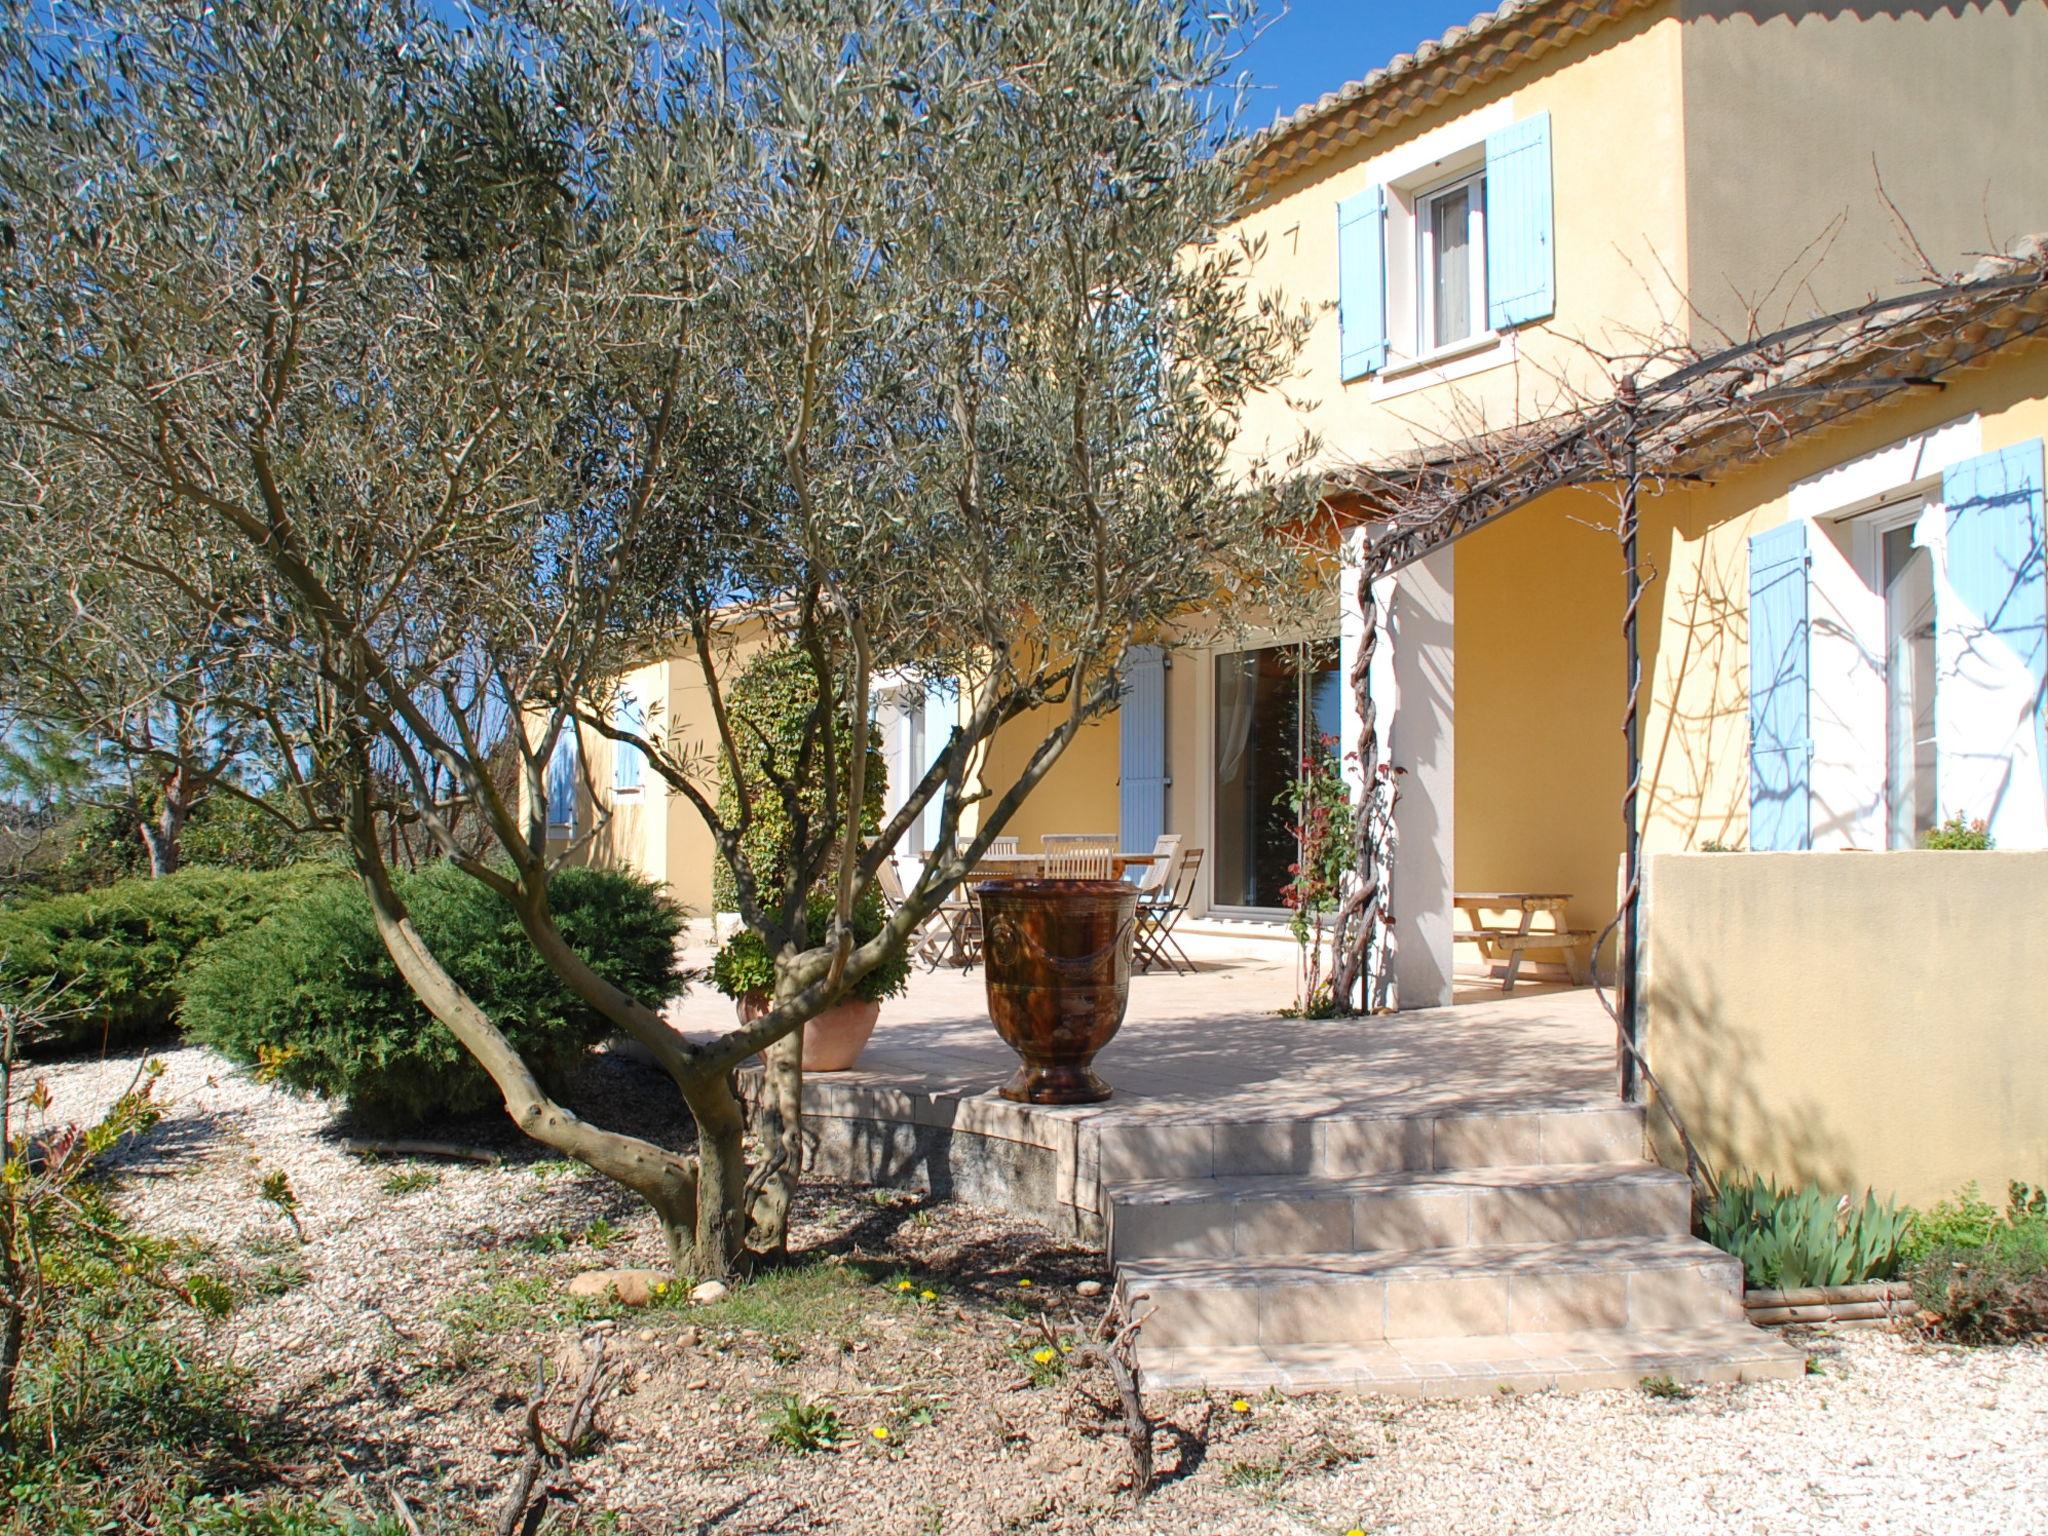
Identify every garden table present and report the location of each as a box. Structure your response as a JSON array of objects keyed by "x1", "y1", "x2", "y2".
[{"x1": 1452, "y1": 891, "x2": 1593, "y2": 992}]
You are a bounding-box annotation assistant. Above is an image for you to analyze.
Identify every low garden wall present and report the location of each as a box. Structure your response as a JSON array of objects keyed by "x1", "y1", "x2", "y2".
[{"x1": 1641, "y1": 850, "x2": 2048, "y2": 1208}]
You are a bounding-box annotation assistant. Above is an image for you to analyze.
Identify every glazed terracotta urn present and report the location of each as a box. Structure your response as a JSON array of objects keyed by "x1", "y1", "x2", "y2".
[{"x1": 976, "y1": 879, "x2": 1138, "y2": 1104}]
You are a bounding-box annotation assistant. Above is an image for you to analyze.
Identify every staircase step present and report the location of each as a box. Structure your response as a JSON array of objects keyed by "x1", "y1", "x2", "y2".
[
  {"x1": 1137, "y1": 1321, "x2": 1805, "y2": 1397},
  {"x1": 1117, "y1": 1235, "x2": 1744, "y2": 1348},
  {"x1": 1107, "y1": 1161, "x2": 1688, "y2": 1261},
  {"x1": 1092, "y1": 1101, "x2": 1644, "y2": 1184}
]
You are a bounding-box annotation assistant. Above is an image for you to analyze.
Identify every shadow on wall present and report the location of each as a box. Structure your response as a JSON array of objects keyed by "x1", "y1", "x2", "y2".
[
  {"x1": 1641, "y1": 512, "x2": 1751, "y2": 853},
  {"x1": 1643, "y1": 964, "x2": 1855, "y2": 1199}
]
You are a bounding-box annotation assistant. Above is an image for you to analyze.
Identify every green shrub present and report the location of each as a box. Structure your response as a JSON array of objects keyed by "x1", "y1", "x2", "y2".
[
  {"x1": 1902, "y1": 1180, "x2": 2005, "y2": 1262},
  {"x1": 709, "y1": 645, "x2": 885, "y2": 914},
  {"x1": 182, "y1": 865, "x2": 682, "y2": 1129},
  {"x1": 0, "y1": 865, "x2": 347, "y2": 1051},
  {"x1": 1904, "y1": 1181, "x2": 2048, "y2": 1344},
  {"x1": 1924, "y1": 813, "x2": 1994, "y2": 850},
  {"x1": 708, "y1": 892, "x2": 910, "y2": 1006},
  {"x1": 1698, "y1": 1173, "x2": 1911, "y2": 1289}
]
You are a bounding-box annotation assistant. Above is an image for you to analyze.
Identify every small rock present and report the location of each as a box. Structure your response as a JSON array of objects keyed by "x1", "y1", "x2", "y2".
[
  {"x1": 690, "y1": 1279, "x2": 730, "y2": 1305},
  {"x1": 566, "y1": 1268, "x2": 671, "y2": 1307},
  {"x1": 1075, "y1": 1280, "x2": 1104, "y2": 1299},
  {"x1": 677, "y1": 1325, "x2": 701, "y2": 1347},
  {"x1": 686, "y1": 1378, "x2": 711, "y2": 1391},
  {"x1": 637, "y1": 1329, "x2": 656, "y2": 1343}
]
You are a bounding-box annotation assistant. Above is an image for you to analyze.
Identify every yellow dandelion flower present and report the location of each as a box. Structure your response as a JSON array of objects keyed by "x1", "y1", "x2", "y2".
[
  {"x1": 1346, "y1": 1528, "x2": 1368, "y2": 1536},
  {"x1": 1016, "y1": 1278, "x2": 1032, "y2": 1287},
  {"x1": 920, "y1": 1289, "x2": 937, "y2": 1301},
  {"x1": 652, "y1": 1281, "x2": 668, "y2": 1295},
  {"x1": 871, "y1": 1425, "x2": 890, "y2": 1440},
  {"x1": 896, "y1": 1280, "x2": 914, "y2": 1292},
  {"x1": 1230, "y1": 1398, "x2": 1251, "y2": 1414},
  {"x1": 1032, "y1": 1348, "x2": 1057, "y2": 1364}
]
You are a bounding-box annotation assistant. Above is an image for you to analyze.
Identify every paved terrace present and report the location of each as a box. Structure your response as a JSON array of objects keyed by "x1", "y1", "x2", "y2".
[{"x1": 679, "y1": 934, "x2": 1627, "y2": 1243}]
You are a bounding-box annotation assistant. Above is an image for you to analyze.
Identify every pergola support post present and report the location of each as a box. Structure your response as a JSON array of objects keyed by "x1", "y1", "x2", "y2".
[{"x1": 1617, "y1": 383, "x2": 1644, "y2": 1101}]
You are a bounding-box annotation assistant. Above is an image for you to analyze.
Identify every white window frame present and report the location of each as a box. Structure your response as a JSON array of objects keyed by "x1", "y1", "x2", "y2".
[
  {"x1": 1841, "y1": 493, "x2": 1942, "y2": 850},
  {"x1": 1206, "y1": 628, "x2": 1343, "y2": 921},
  {"x1": 1414, "y1": 168, "x2": 1488, "y2": 360}
]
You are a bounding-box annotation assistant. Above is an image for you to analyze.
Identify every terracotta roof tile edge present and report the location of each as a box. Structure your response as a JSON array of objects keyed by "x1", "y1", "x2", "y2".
[{"x1": 1235, "y1": 0, "x2": 1655, "y2": 203}]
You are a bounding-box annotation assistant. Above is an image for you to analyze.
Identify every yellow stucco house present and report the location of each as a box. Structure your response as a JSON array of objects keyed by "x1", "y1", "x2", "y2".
[{"x1": 553, "y1": 0, "x2": 2048, "y2": 1201}]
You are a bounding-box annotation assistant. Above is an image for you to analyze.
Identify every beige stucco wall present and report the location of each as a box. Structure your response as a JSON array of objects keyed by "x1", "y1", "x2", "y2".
[
  {"x1": 1632, "y1": 337, "x2": 2048, "y2": 855},
  {"x1": 1441, "y1": 336, "x2": 2048, "y2": 942},
  {"x1": 1453, "y1": 490, "x2": 1627, "y2": 936},
  {"x1": 1643, "y1": 850, "x2": 2048, "y2": 1207},
  {"x1": 1232, "y1": 3, "x2": 1690, "y2": 474},
  {"x1": 1679, "y1": 0, "x2": 2048, "y2": 341}
]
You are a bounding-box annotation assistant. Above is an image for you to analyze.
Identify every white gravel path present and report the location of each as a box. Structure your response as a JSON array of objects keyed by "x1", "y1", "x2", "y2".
[{"x1": 32, "y1": 1041, "x2": 2048, "y2": 1535}]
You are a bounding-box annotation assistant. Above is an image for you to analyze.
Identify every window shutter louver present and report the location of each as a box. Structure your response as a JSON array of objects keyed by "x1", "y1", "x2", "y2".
[
  {"x1": 919, "y1": 677, "x2": 959, "y2": 854},
  {"x1": 1337, "y1": 184, "x2": 1388, "y2": 380},
  {"x1": 1483, "y1": 112, "x2": 1555, "y2": 330},
  {"x1": 546, "y1": 731, "x2": 577, "y2": 831},
  {"x1": 1118, "y1": 646, "x2": 1167, "y2": 854},
  {"x1": 1937, "y1": 439, "x2": 2048, "y2": 846},
  {"x1": 612, "y1": 694, "x2": 644, "y2": 792},
  {"x1": 1748, "y1": 521, "x2": 1813, "y2": 851}
]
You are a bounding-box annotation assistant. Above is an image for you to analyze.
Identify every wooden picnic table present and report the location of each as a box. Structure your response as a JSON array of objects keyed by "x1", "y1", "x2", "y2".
[{"x1": 1453, "y1": 891, "x2": 1592, "y2": 992}]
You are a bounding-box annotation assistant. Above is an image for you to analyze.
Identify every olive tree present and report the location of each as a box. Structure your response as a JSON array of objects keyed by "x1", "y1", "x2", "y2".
[{"x1": 0, "y1": 0, "x2": 1316, "y2": 1274}]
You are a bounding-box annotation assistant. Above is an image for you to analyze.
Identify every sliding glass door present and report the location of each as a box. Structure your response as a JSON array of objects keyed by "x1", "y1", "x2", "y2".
[{"x1": 1212, "y1": 638, "x2": 1342, "y2": 911}]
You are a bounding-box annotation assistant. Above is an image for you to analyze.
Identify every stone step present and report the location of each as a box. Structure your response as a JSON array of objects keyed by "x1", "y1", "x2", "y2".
[
  {"x1": 1106, "y1": 1161, "x2": 1690, "y2": 1262},
  {"x1": 1137, "y1": 1321, "x2": 1807, "y2": 1397},
  {"x1": 1117, "y1": 1234, "x2": 1745, "y2": 1348},
  {"x1": 1093, "y1": 1100, "x2": 1645, "y2": 1186}
]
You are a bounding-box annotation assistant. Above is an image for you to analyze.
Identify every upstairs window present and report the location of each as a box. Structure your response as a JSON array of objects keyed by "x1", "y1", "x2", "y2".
[
  {"x1": 1337, "y1": 111, "x2": 1552, "y2": 382},
  {"x1": 1418, "y1": 171, "x2": 1487, "y2": 353}
]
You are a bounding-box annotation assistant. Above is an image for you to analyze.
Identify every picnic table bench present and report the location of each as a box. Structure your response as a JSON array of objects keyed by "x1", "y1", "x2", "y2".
[{"x1": 1453, "y1": 891, "x2": 1594, "y2": 992}]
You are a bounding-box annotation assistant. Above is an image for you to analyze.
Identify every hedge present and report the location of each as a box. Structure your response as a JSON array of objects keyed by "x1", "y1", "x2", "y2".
[
  {"x1": 181, "y1": 864, "x2": 682, "y2": 1129},
  {"x1": 0, "y1": 864, "x2": 348, "y2": 1052}
]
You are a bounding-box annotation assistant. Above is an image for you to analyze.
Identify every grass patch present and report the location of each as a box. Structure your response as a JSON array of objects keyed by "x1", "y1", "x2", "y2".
[
  {"x1": 380, "y1": 1169, "x2": 440, "y2": 1196},
  {"x1": 764, "y1": 1395, "x2": 843, "y2": 1453},
  {"x1": 690, "y1": 1257, "x2": 890, "y2": 1340},
  {"x1": 1222, "y1": 1457, "x2": 1286, "y2": 1489},
  {"x1": 1639, "y1": 1374, "x2": 1693, "y2": 1401}
]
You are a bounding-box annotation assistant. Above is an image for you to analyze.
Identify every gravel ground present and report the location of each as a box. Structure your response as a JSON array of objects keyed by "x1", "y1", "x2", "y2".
[{"x1": 36, "y1": 1041, "x2": 2048, "y2": 1535}]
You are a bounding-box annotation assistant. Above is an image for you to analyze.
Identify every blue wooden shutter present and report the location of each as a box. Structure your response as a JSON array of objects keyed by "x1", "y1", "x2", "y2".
[
  {"x1": 1118, "y1": 646, "x2": 1167, "y2": 853},
  {"x1": 612, "y1": 694, "x2": 644, "y2": 791},
  {"x1": 1748, "y1": 521, "x2": 1812, "y2": 850},
  {"x1": 919, "y1": 676, "x2": 958, "y2": 852},
  {"x1": 1337, "y1": 185, "x2": 1388, "y2": 380},
  {"x1": 1484, "y1": 112, "x2": 1554, "y2": 330},
  {"x1": 1939, "y1": 439, "x2": 2047, "y2": 836},
  {"x1": 545, "y1": 730, "x2": 577, "y2": 830}
]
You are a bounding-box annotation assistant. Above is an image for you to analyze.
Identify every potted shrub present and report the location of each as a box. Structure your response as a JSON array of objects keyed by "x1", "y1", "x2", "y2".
[
  {"x1": 704, "y1": 645, "x2": 897, "y2": 1070},
  {"x1": 709, "y1": 893, "x2": 910, "y2": 1071}
]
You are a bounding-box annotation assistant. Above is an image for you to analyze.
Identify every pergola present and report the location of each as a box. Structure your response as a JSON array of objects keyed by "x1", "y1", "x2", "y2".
[{"x1": 1323, "y1": 242, "x2": 2048, "y2": 1127}]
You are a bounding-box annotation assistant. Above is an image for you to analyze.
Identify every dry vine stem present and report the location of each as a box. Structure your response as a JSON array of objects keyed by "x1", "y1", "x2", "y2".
[
  {"x1": 1041, "y1": 1302, "x2": 1158, "y2": 1498},
  {"x1": 1325, "y1": 241, "x2": 2048, "y2": 1018},
  {"x1": 492, "y1": 1333, "x2": 616, "y2": 1536}
]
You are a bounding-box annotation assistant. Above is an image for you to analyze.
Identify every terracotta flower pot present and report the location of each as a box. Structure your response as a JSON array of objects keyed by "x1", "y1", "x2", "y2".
[
  {"x1": 735, "y1": 993, "x2": 883, "y2": 1073},
  {"x1": 976, "y1": 879, "x2": 1137, "y2": 1104}
]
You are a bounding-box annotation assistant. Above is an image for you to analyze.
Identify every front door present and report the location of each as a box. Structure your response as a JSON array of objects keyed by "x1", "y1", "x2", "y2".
[{"x1": 1212, "y1": 639, "x2": 1342, "y2": 911}]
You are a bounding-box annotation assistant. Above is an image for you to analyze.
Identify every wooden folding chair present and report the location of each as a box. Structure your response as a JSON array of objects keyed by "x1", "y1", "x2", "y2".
[
  {"x1": 1044, "y1": 845, "x2": 1115, "y2": 879},
  {"x1": 1130, "y1": 833, "x2": 1182, "y2": 896},
  {"x1": 1133, "y1": 847, "x2": 1202, "y2": 975}
]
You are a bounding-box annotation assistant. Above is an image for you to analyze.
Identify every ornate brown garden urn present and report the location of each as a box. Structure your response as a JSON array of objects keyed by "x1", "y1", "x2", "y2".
[{"x1": 976, "y1": 879, "x2": 1138, "y2": 1104}]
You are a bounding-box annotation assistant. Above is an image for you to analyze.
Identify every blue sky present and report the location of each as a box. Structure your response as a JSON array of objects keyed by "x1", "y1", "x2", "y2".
[{"x1": 1234, "y1": 1, "x2": 1486, "y2": 132}]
